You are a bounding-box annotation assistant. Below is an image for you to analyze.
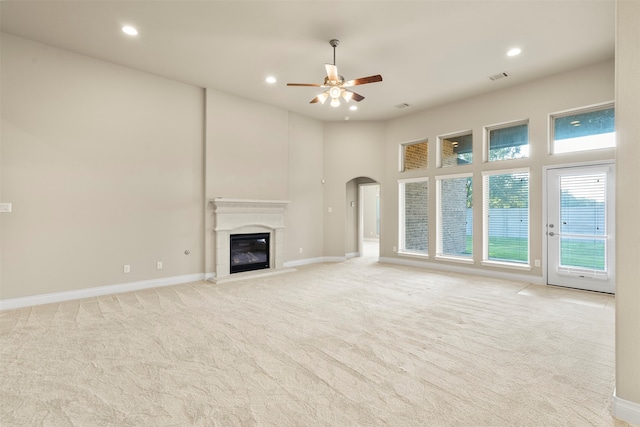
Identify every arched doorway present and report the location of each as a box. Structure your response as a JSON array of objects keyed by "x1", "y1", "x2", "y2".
[{"x1": 345, "y1": 177, "x2": 380, "y2": 259}]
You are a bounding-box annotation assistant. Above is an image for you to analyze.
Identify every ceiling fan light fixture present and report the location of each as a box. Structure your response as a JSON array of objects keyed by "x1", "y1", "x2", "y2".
[
  {"x1": 287, "y1": 39, "x2": 382, "y2": 109},
  {"x1": 317, "y1": 92, "x2": 329, "y2": 104}
]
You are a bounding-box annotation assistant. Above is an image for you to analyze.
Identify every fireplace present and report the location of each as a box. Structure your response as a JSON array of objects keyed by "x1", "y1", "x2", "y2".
[
  {"x1": 230, "y1": 233, "x2": 270, "y2": 274},
  {"x1": 209, "y1": 198, "x2": 293, "y2": 283}
]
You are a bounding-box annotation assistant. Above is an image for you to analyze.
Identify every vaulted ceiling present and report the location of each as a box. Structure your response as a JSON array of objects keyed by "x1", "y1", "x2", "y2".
[{"x1": 0, "y1": 1, "x2": 615, "y2": 122}]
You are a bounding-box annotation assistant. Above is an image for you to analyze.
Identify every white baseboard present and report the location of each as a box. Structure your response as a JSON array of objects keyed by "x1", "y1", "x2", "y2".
[
  {"x1": 613, "y1": 390, "x2": 640, "y2": 426},
  {"x1": 346, "y1": 252, "x2": 360, "y2": 259},
  {"x1": 379, "y1": 256, "x2": 545, "y2": 285},
  {"x1": 283, "y1": 256, "x2": 347, "y2": 268},
  {"x1": 208, "y1": 267, "x2": 296, "y2": 284},
  {"x1": 0, "y1": 273, "x2": 207, "y2": 311}
]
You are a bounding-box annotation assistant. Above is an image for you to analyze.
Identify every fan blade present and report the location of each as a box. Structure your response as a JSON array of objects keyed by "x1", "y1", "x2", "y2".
[
  {"x1": 344, "y1": 74, "x2": 383, "y2": 87},
  {"x1": 287, "y1": 83, "x2": 322, "y2": 87},
  {"x1": 325, "y1": 63, "x2": 339, "y2": 82},
  {"x1": 310, "y1": 91, "x2": 329, "y2": 104},
  {"x1": 345, "y1": 90, "x2": 365, "y2": 102}
]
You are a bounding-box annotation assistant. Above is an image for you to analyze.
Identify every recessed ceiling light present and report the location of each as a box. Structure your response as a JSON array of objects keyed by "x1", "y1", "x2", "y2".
[
  {"x1": 266, "y1": 76, "x2": 276, "y2": 84},
  {"x1": 507, "y1": 47, "x2": 521, "y2": 57},
  {"x1": 349, "y1": 105, "x2": 358, "y2": 111},
  {"x1": 122, "y1": 26, "x2": 138, "y2": 36}
]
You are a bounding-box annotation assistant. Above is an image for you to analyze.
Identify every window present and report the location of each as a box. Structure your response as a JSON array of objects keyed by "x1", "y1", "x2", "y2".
[
  {"x1": 401, "y1": 140, "x2": 428, "y2": 171},
  {"x1": 399, "y1": 178, "x2": 429, "y2": 255},
  {"x1": 559, "y1": 173, "x2": 607, "y2": 271},
  {"x1": 440, "y1": 132, "x2": 472, "y2": 167},
  {"x1": 436, "y1": 174, "x2": 472, "y2": 259},
  {"x1": 487, "y1": 121, "x2": 529, "y2": 161},
  {"x1": 552, "y1": 105, "x2": 615, "y2": 154},
  {"x1": 483, "y1": 170, "x2": 529, "y2": 265}
]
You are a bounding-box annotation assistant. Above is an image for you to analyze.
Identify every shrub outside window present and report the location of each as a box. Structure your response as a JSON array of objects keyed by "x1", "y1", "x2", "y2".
[{"x1": 487, "y1": 121, "x2": 529, "y2": 161}]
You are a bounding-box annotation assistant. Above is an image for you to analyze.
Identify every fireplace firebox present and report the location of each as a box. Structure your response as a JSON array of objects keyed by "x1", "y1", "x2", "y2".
[{"x1": 230, "y1": 233, "x2": 270, "y2": 274}]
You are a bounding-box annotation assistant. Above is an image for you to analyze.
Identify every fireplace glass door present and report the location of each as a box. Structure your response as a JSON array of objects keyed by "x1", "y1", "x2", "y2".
[{"x1": 230, "y1": 233, "x2": 270, "y2": 274}]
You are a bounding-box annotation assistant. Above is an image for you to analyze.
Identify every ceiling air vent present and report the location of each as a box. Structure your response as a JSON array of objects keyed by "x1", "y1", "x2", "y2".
[
  {"x1": 394, "y1": 103, "x2": 411, "y2": 109},
  {"x1": 489, "y1": 71, "x2": 511, "y2": 81}
]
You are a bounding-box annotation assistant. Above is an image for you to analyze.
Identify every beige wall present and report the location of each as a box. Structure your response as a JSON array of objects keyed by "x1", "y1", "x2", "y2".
[
  {"x1": 204, "y1": 88, "x2": 290, "y2": 273},
  {"x1": 322, "y1": 122, "x2": 385, "y2": 257},
  {"x1": 286, "y1": 112, "x2": 324, "y2": 262},
  {"x1": 1, "y1": 34, "x2": 205, "y2": 299},
  {"x1": 615, "y1": 0, "x2": 640, "y2": 408},
  {"x1": 205, "y1": 89, "x2": 289, "y2": 201},
  {"x1": 381, "y1": 60, "x2": 615, "y2": 279},
  {"x1": 1, "y1": 34, "x2": 327, "y2": 298}
]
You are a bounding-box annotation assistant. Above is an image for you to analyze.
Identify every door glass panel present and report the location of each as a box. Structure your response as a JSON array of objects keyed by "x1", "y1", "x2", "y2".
[{"x1": 559, "y1": 173, "x2": 606, "y2": 272}]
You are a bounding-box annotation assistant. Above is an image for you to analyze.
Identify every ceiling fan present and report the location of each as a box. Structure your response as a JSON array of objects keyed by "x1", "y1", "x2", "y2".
[{"x1": 287, "y1": 39, "x2": 383, "y2": 108}]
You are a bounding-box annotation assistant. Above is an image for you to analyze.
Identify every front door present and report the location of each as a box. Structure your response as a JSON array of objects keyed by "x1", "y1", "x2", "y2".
[{"x1": 546, "y1": 164, "x2": 615, "y2": 293}]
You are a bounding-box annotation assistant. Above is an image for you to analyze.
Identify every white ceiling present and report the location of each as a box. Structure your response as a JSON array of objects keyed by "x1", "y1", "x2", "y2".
[{"x1": 0, "y1": 1, "x2": 615, "y2": 122}]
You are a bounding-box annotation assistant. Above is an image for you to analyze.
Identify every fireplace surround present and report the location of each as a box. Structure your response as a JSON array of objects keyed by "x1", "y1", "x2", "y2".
[{"x1": 210, "y1": 198, "x2": 292, "y2": 283}]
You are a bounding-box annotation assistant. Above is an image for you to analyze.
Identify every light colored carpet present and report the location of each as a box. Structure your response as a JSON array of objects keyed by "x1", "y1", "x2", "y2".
[{"x1": 0, "y1": 257, "x2": 629, "y2": 426}]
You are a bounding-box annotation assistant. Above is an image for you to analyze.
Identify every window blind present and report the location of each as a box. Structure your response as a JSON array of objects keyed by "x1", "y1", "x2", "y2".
[
  {"x1": 559, "y1": 173, "x2": 607, "y2": 272},
  {"x1": 437, "y1": 176, "x2": 472, "y2": 258},
  {"x1": 484, "y1": 171, "x2": 529, "y2": 263}
]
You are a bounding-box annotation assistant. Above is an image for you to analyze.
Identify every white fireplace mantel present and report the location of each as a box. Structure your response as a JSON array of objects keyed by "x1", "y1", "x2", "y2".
[{"x1": 210, "y1": 198, "x2": 293, "y2": 283}]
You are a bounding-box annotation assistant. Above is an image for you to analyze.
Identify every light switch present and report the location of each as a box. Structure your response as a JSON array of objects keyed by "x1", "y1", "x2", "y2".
[{"x1": 0, "y1": 203, "x2": 12, "y2": 213}]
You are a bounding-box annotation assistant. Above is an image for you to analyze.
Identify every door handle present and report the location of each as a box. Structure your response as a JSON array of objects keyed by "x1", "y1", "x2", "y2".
[{"x1": 548, "y1": 232, "x2": 555, "y2": 236}]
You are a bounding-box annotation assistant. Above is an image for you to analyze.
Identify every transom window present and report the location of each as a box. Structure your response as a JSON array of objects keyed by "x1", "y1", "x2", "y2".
[
  {"x1": 552, "y1": 105, "x2": 615, "y2": 154},
  {"x1": 401, "y1": 140, "x2": 428, "y2": 171},
  {"x1": 439, "y1": 132, "x2": 473, "y2": 167},
  {"x1": 487, "y1": 121, "x2": 529, "y2": 161}
]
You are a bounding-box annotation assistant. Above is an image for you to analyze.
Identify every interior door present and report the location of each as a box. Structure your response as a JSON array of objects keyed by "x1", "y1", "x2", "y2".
[{"x1": 546, "y1": 165, "x2": 615, "y2": 293}]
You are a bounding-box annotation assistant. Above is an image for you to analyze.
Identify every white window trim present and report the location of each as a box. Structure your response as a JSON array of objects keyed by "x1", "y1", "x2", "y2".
[
  {"x1": 482, "y1": 168, "x2": 531, "y2": 268},
  {"x1": 435, "y1": 172, "x2": 473, "y2": 260}
]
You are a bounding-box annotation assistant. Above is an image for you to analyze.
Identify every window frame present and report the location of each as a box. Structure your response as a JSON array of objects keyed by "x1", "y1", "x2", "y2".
[
  {"x1": 435, "y1": 172, "x2": 474, "y2": 263},
  {"x1": 399, "y1": 139, "x2": 429, "y2": 172},
  {"x1": 437, "y1": 130, "x2": 473, "y2": 168},
  {"x1": 398, "y1": 177, "x2": 430, "y2": 257},
  {"x1": 484, "y1": 119, "x2": 529, "y2": 163},
  {"x1": 482, "y1": 168, "x2": 531, "y2": 270},
  {"x1": 549, "y1": 102, "x2": 615, "y2": 155}
]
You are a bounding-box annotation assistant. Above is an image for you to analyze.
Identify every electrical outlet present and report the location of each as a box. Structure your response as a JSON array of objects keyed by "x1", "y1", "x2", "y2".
[
  {"x1": 393, "y1": 246, "x2": 397, "y2": 252},
  {"x1": 534, "y1": 259, "x2": 541, "y2": 267},
  {"x1": 157, "y1": 261, "x2": 163, "y2": 270},
  {"x1": 299, "y1": 248, "x2": 303, "y2": 254},
  {"x1": 123, "y1": 265, "x2": 131, "y2": 273},
  {"x1": 0, "y1": 203, "x2": 12, "y2": 213}
]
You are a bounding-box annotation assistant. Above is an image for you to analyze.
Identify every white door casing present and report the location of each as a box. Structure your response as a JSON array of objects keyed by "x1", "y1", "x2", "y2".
[{"x1": 546, "y1": 164, "x2": 615, "y2": 293}]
